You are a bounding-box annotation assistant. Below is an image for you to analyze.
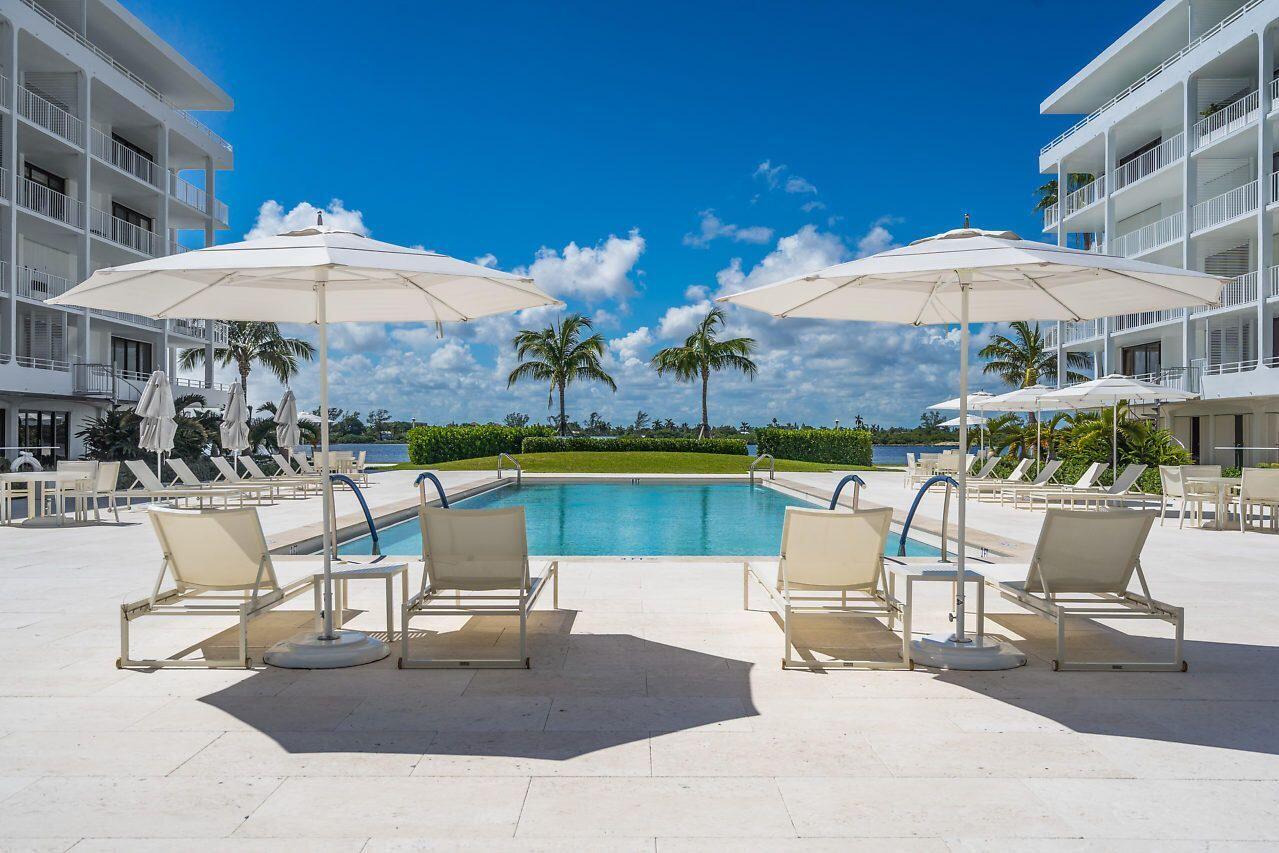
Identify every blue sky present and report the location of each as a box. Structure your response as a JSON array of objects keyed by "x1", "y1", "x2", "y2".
[{"x1": 130, "y1": 0, "x2": 1154, "y2": 428}]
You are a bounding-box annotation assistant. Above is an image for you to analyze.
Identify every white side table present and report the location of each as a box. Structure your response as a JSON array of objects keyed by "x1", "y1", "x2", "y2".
[
  {"x1": 312, "y1": 561, "x2": 410, "y2": 642},
  {"x1": 887, "y1": 563, "x2": 987, "y2": 669}
]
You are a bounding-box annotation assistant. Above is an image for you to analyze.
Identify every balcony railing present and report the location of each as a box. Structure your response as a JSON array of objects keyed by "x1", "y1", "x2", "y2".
[
  {"x1": 175, "y1": 376, "x2": 231, "y2": 392},
  {"x1": 18, "y1": 177, "x2": 84, "y2": 228},
  {"x1": 1271, "y1": 77, "x2": 1279, "y2": 110},
  {"x1": 1128, "y1": 366, "x2": 1201, "y2": 395},
  {"x1": 93, "y1": 309, "x2": 163, "y2": 329},
  {"x1": 1113, "y1": 308, "x2": 1182, "y2": 332},
  {"x1": 1270, "y1": 264, "x2": 1279, "y2": 299},
  {"x1": 1203, "y1": 355, "x2": 1279, "y2": 376},
  {"x1": 1113, "y1": 133, "x2": 1184, "y2": 190},
  {"x1": 1192, "y1": 271, "x2": 1258, "y2": 314},
  {"x1": 1063, "y1": 318, "x2": 1105, "y2": 344},
  {"x1": 1063, "y1": 173, "x2": 1105, "y2": 216},
  {"x1": 170, "y1": 318, "x2": 206, "y2": 338},
  {"x1": 213, "y1": 321, "x2": 229, "y2": 346},
  {"x1": 1192, "y1": 180, "x2": 1258, "y2": 232},
  {"x1": 90, "y1": 127, "x2": 159, "y2": 186},
  {"x1": 1044, "y1": 325, "x2": 1057, "y2": 348},
  {"x1": 1270, "y1": 171, "x2": 1279, "y2": 206},
  {"x1": 169, "y1": 173, "x2": 229, "y2": 224},
  {"x1": 1040, "y1": 0, "x2": 1261, "y2": 157},
  {"x1": 90, "y1": 207, "x2": 159, "y2": 256},
  {"x1": 1193, "y1": 89, "x2": 1260, "y2": 149},
  {"x1": 1043, "y1": 203, "x2": 1059, "y2": 230},
  {"x1": 0, "y1": 74, "x2": 8, "y2": 110},
  {"x1": 169, "y1": 240, "x2": 191, "y2": 255},
  {"x1": 17, "y1": 266, "x2": 74, "y2": 302},
  {"x1": 0, "y1": 166, "x2": 8, "y2": 201},
  {"x1": 17, "y1": 84, "x2": 82, "y2": 145},
  {"x1": 19, "y1": 0, "x2": 232, "y2": 154},
  {"x1": 15, "y1": 355, "x2": 72, "y2": 372},
  {"x1": 1110, "y1": 211, "x2": 1183, "y2": 258}
]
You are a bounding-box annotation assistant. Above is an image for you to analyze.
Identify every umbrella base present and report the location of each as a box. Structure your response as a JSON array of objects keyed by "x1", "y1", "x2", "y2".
[
  {"x1": 910, "y1": 632, "x2": 1026, "y2": 671},
  {"x1": 263, "y1": 629, "x2": 389, "y2": 669}
]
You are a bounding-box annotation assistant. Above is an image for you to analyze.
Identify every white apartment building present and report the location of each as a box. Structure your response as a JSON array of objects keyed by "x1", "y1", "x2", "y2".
[
  {"x1": 1040, "y1": 0, "x2": 1279, "y2": 467},
  {"x1": 0, "y1": 0, "x2": 231, "y2": 464}
]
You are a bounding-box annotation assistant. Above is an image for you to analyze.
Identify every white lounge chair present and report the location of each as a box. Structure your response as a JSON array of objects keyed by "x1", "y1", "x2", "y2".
[
  {"x1": 902, "y1": 453, "x2": 917, "y2": 488},
  {"x1": 270, "y1": 453, "x2": 308, "y2": 477},
  {"x1": 167, "y1": 458, "x2": 274, "y2": 504},
  {"x1": 118, "y1": 506, "x2": 317, "y2": 668},
  {"x1": 400, "y1": 505, "x2": 559, "y2": 669},
  {"x1": 1158, "y1": 465, "x2": 1218, "y2": 528},
  {"x1": 1232, "y1": 468, "x2": 1279, "y2": 532},
  {"x1": 968, "y1": 456, "x2": 1002, "y2": 481},
  {"x1": 743, "y1": 506, "x2": 908, "y2": 670},
  {"x1": 976, "y1": 508, "x2": 1184, "y2": 672},
  {"x1": 210, "y1": 456, "x2": 308, "y2": 499},
  {"x1": 967, "y1": 458, "x2": 1036, "y2": 500},
  {"x1": 1008, "y1": 461, "x2": 1107, "y2": 509},
  {"x1": 239, "y1": 456, "x2": 322, "y2": 493},
  {"x1": 121, "y1": 460, "x2": 240, "y2": 509},
  {"x1": 1025, "y1": 463, "x2": 1148, "y2": 510},
  {"x1": 62, "y1": 460, "x2": 121, "y2": 522}
]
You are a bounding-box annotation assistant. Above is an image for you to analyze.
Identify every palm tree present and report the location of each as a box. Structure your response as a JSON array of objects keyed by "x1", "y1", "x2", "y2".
[
  {"x1": 507, "y1": 313, "x2": 616, "y2": 436},
  {"x1": 979, "y1": 321, "x2": 1091, "y2": 397},
  {"x1": 650, "y1": 306, "x2": 758, "y2": 439},
  {"x1": 178, "y1": 321, "x2": 316, "y2": 401},
  {"x1": 1034, "y1": 173, "x2": 1095, "y2": 213}
]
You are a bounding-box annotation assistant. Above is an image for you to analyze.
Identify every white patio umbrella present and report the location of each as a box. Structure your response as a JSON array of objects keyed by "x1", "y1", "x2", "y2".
[
  {"x1": 220, "y1": 381, "x2": 250, "y2": 459},
  {"x1": 982, "y1": 384, "x2": 1077, "y2": 467},
  {"x1": 718, "y1": 223, "x2": 1223, "y2": 670},
  {"x1": 50, "y1": 218, "x2": 561, "y2": 668},
  {"x1": 136, "y1": 370, "x2": 176, "y2": 481},
  {"x1": 932, "y1": 392, "x2": 998, "y2": 458},
  {"x1": 939, "y1": 414, "x2": 987, "y2": 428},
  {"x1": 1040, "y1": 374, "x2": 1197, "y2": 478},
  {"x1": 275, "y1": 389, "x2": 301, "y2": 454}
]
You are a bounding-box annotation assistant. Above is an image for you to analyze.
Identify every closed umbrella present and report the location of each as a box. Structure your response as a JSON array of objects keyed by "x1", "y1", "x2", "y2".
[
  {"x1": 136, "y1": 370, "x2": 176, "y2": 481},
  {"x1": 220, "y1": 381, "x2": 250, "y2": 460},
  {"x1": 1040, "y1": 374, "x2": 1197, "y2": 477},
  {"x1": 275, "y1": 390, "x2": 301, "y2": 455},
  {"x1": 719, "y1": 222, "x2": 1223, "y2": 670},
  {"x1": 50, "y1": 217, "x2": 561, "y2": 669}
]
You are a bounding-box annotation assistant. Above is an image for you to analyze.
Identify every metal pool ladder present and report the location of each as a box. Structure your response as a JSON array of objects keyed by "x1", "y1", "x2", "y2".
[
  {"x1": 497, "y1": 452, "x2": 522, "y2": 485},
  {"x1": 750, "y1": 453, "x2": 775, "y2": 484},
  {"x1": 897, "y1": 475, "x2": 958, "y2": 561},
  {"x1": 414, "y1": 471, "x2": 450, "y2": 508},
  {"x1": 829, "y1": 473, "x2": 866, "y2": 510},
  {"x1": 330, "y1": 474, "x2": 380, "y2": 556}
]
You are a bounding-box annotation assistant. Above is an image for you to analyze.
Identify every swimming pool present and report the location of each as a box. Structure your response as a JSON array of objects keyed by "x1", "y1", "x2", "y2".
[{"x1": 339, "y1": 481, "x2": 941, "y2": 557}]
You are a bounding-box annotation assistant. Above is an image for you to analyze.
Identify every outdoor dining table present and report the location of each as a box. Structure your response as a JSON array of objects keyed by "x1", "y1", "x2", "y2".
[
  {"x1": 1185, "y1": 476, "x2": 1242, "y2": 531},
  {"x1": 0, "y1": 470, "x2": 92, "y2": 526}
]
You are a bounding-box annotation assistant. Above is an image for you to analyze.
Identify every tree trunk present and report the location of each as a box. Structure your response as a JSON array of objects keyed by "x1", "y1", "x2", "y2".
[
  {"x1": 558, "y1": 383, "x2": 567, "y2": 436},
  {"x1": 699, "y1": 368, "x2": 709, "y2": 439}
]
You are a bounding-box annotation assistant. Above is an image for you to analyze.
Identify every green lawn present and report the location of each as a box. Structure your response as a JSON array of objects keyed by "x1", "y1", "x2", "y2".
[{"x1": 388, "y1": 451, "x2": 873, "y2": 474}]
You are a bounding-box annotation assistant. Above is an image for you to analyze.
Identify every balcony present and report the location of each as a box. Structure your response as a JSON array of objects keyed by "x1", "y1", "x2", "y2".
[
  {"x1": 170, "y1": 318, "x2": 210, "y2": 339},
  {"x1": 18, "y1": 177, "x2": 84, "y2": 228},
  {"x1": 1113, "y1": 308, "x2": 1182, "y2": 332},
  {"x1": 17, "y1": 266, "x2": 74, "y2": 302},
  {"x1": 93, "y1": 309, "x2": 163, "y2": 329},
  {"x1": 90, "y1": 207, "x2": 159, "y2": 256},
  {"x1": 1270, "y1": 264, "x2": 1279, "y2": 299},
  {"x1": 1062, "y1": 318, "x2": 1105, "y2": 344},
  {"x1": 17, "y1": 84, "x2": 83, "y2": 146},
  {"x1": 0, "y1": 74, "x2": 8, "y2": 110},
  {"x1": 1113, "y1": 133, "x2": 1183, "y2": 191},
  {"x1": 1042, "y1": 203, "x2": 1059, "y2": 230},
  {"x1": 1110, "y1": 211, "x2": 1183, "y2": 258},
  {"x1": 1191, "y1": 180, "x2": 1258, "y2": 233},
  {"x1": 1063, "y1": 173, "x2": 1105, "y2": 217},
  {"x1": 1127, "y1": 366, "x2": 1201, "y2": 395},
  {"x1": 1192, "y1": 89, "x2": 1260, "y2": 150},
  {"x1": 0, "y1": 166, "x2": 8, "y2": 201},
  {"x1": 72, "y1": 363, "x2": 152, "y2": 400},
  {"x1": 1192, "y1": 271, "x2": 1258, "y2": 315},
  {"x1": 169, "y1": 173, "x2": 229, "y2": 224},
  {"x1": 90, "y1": 128, "x2": 160, "y2": 186}
]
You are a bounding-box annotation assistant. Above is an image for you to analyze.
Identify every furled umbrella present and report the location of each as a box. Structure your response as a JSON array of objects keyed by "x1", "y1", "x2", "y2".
[
  {"x1": 718, "y1": 222, "x2": 1223, "y2": 669},
  {"x1": 220, "y1": 381, "x2": 250, "y2": 462},
  {"x1": 50, "y1": 217, "x2": 561, "y2": 669},
  {"x1": 136, "y1": 370, "x2": 177, "y2": 482},
  {"x1": 275, "y1": 389, "x2": 301, "y2": 456}
]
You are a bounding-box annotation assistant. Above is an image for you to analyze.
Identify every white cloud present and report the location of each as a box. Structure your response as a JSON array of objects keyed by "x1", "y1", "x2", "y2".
[
  {"x1": 785, "y1": 175, "x2": 817, "y2": 195},
  {"x1": 715, "y1": 225, "x2": 850, "y2": 297},
  {"x1": 428, "y1": 340, "x2": 476, "y2": 371},
  {"x1": 473, "y1": 253, "x2": 498, "y2": 268},
  {"x1": 753, "y1": 160, "x2": 784, "y2": 188},
  {"x1": 684, "y1": 284, "x2": 709, "y2": 301},
  {"x1": 856, "y1": 224, "x2": 897, "y2": 258},
  {"x1": 656, "y1": 300, "x2": 713, "y2": 340},
  {"x1": 801, "y1": 200, "x2": 826, "y2": 213},
  {"x1": 518, "y1": 230, "x2": 645, "y2": 304},
  {"x1": 608, "y1": 326, "x2": 654, "y2": 366},
  {"x1": 591, "y1": 307, "x2": 621, "y2": 329},
  {"x1": 245, "y1": 199, "x2": 369, "y2": 240},
  {"x1": 682, "y1": 210, "x2": 774, "y2": 248}
]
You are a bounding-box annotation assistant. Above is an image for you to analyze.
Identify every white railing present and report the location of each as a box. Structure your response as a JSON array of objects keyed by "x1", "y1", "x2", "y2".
[
  {"x1": 94, "y1": 309, "x2": 163, "y2": 329},
  {"x1": 0, "y1": 260, "x2": 6, "y2": 293},
  {"x1": 1113, "y1": 133, "x2": 1184, "y2": 190},
  {"x1": 1040, "y1": 0, "x2": 1262, "y2": 157},
  {"x1": 1113, "y1": 308, "x2": 1182, "y2": 332},
  {"x1": 18, "y1": 0, "x2": 232, "y2": 154},
  {"x1": 0, "y1": 75, "x2": 8, "y2": 110},
  {"x1": 1062, "y1": 318, "x2": 1105, "y2": 344},
  {"x1": 1192, "y1": 271, "x2": 1258, "y2": 314},
  {"x1": 1270, "y1": 171, "x2": 1279, "y2": 206},
  {"x1": 1203, "y1": 355, "x2": 1279, "y2": 376},
  {"x1": 0, "y1": 166, "x2": 8, "y2": 200},
  {"x1": 169, "y1": 173, "x2": 229, "y2": 224},
  {"x1": 1110, "y1": 210, "x2": 1183, "y2": 258},
  {"x1": 1043, "y1": 203, "x2": 1059, "y2": 230},
  {"x1": 1192, "y1": 180, "x2": 1258, "y2": 232},
  {"x1": 1193, "y1": 89, "x2": 1260, "y2": 149},
  {"x1": 17, "y1": 266, "x2": 74, "y2": 301},
  {"x1": 18, "y1": 177, "x2": 84, "y2": 228},
  {"x1": 17, "y1": 84, "x2": 82, "y2": 145},
  {"x1": 90, "y1": 207, "x2": 159, "y2": 256},
  {"x1": 89, "y1": 128, "x2": 159, "y2": 186},
  {"x1": 15, "y1": 355, "x2": 72, "y2": 371},
  {"x1": 1044, "y1": 325, "x2": 1058, "y2": 348},
  {"x1": 168, "y1": 240, "x2": 191, "y2": 255},
  {"x1": 213, "y1": 321, "x2": 229, "y2": 346},
  {"x1": 170, "y1": 318, "x2": 207, "y2": 338},
  {"x1": 1063, "y1": 173, "x2": 1105, "y2": 216},
  {"x1": 1270, "y1": 264, "x2": 1279, "y2": 298},
  {"x1": 1128, "y1": 366, "x2": 1201, "y2": 394},
  {"x1": 174, "y1": 376, "x2": 231, "y2": 392}
]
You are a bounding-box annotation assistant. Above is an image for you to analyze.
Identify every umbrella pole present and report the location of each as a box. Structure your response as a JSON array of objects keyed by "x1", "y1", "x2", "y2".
[
  {"x1": 954, "y1": 283, "x2": 969, "y2": 644},
  {"x1": 318, "y1": 287, "x2": 336, "y2": 640},
  {"x1": 1112, "y1": 400, "x2": 1118, "y2": 481}
]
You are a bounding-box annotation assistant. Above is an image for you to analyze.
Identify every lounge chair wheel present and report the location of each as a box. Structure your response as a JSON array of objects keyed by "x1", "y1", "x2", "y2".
[
  {"x1": 523, "y1": 657, "x2": 531, "y2": 669},
  {"x1": 397, "y1": 658, "x2": 404, "y2": 669},
  {"x1": 1181, "y1": 661, "x2": 1188, "y2": 672},
  {"x1": 1052, "y1": 660, "x2": 1060, "y2": 671},
  {"x1": 115, "y1": 658, "x2": 123, "y2": 669}
]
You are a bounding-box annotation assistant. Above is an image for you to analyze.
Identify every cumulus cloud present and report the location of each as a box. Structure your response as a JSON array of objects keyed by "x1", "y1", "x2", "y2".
[
  {"x1": 245, "y1": 199, "x2": 369, "y2": 239},
  {"x1": 753, "y1": 160, "x2": 785, "y2": 188},
  {"x1": 657, "y1": 299, "x2": 713, "y2": 340},
  {"x1": 684, "y1": 284, "x2": 709, "y2": 301},
  {"x1": 784, "y1": 176, "x2": 817, "y2": 195},
  {"x1": 754, "y1": 160, "x2": 818, "y2": 197},
  {"x1": 801, "y1": 200, "x2": 826, "y2": 213},
  {"x1": 473, "y1": 253, "x2": 497, "y2": 268},
  {"x1": 682, "y1": 210, "x2": 774, "y2": 248},
  {"x1": 715, "y1": 225, "x2": 850, "y2": 297},
  {"x1": 517, "y1": 230, "x2": 645, "y2": 304},
  {"x1": 608, "y1": 327, "x2": 654, "y2": 366}
]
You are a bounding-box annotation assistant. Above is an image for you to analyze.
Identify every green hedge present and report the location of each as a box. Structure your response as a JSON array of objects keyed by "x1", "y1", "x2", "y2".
[
  {"x1": 407, "y1": 425, "x2": 553, "y2": 465},
  {"x1": 754, "y1": 427, "x2": 873, "y2": 467},
  {"x1": 521, "y1": 436, "x2": 748, "y2": 455}
]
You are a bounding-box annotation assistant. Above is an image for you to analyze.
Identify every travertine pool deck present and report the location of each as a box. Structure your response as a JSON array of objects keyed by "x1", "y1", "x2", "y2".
[{"x1": 1, "y1": 468, "x2": 1277, "y2": 850}]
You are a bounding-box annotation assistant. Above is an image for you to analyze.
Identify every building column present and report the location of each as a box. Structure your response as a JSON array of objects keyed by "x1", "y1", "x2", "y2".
[
  {"x1": 5, "y1": 24, "x2": 17, "y2": 363},
  {"x1": 1103, "y1": 127, "x2": 1116, "y2": 376},
  {"x1": 203, "y1": 156, "x2": 216, "y2": 388},
  {"x1": 77, "y1": 71, "x2": 91, "y2": 365},
  {"x1": 1183, "y1": 77, "x2": 1198, "y2": 373},
  {"x1": 1257, "y1": 27, "x2": 1273, "y2": 365},
  {"x1": 1056, "y1": 159, "x2": 1066, "y2": 386}
]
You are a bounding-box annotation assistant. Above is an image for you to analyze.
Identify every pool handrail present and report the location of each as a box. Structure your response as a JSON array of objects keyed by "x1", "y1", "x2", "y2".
[
  {"x1": 898, "y1": 475, "x2": 958, "y2": 561},
  {"x1": 497, "y1": 452, "x2": 521, "y2": 486},
  {"x1": 330, "y1": 473, "x2": 379, "y2": 556},
  {"x1": 750, "y1": 453, "x2": 775, "y2": 484},
  {"x1": 414, "y1": 471, "x2": 450, "y2": 508},
  {"x1": 829, "y1": 473, "x2": 866, "y2": 510}
]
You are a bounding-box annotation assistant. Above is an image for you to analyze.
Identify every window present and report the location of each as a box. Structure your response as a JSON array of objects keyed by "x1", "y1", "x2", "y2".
[
  {"x1": 1121, "y1": 341, "x2": 1161, "y2": 377},
  {"x1": 24, "y1": 162, "x2": 66, "y2": 195},
  {"x1": 110, "y1": 133, "x2": 153, "y2": 163},
  {"x1": 111, "y1": 202, "x2": 153, "y2": 233},
  {"x1": 1117, "y1": 137, "x2": 1161, "y2": 169},
  {"x1": 111, "y1": 337, "x2": 153, "y2": 377},
  {"x1": 18, "y1": 410, "x2": 69, "y2": 465}
]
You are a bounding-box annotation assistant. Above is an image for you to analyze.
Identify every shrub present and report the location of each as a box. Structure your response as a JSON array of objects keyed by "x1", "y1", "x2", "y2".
[
  {"x1": 406, "y1": 425, "x2": 553, "y2": 465},
  {"x1": 755, "y1": 427, "x2": 873, "y2": 466},
  {"x1": 521, "y1": 436, "x2": 747, "y2": 455}
]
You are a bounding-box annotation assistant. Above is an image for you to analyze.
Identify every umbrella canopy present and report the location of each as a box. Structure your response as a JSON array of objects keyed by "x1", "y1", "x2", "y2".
[
  {"x1": 275, "y1": 390, "x2": 301, "y2": 451},
  {"x1": 136, "y1": 371, "x2": 177, "y2": 475},
  {"x1": 718, "y1": 224, "x2": 1224, "y2": 671},
  {"x1": 49, "y1": 220, "x2": 561, "y2": 669},
  {"x1": 940, "y1": 415, "x2": 987, "y2": 428},
  {"x1": 982, "y1": 384, "x2": 1078, "y2": 465},
  {"x1": 930, "y1": 391, "x2": 997, "y2": 411},
  {"x1": 219, "y1": 382, "x2": 250, "y2": 454}
]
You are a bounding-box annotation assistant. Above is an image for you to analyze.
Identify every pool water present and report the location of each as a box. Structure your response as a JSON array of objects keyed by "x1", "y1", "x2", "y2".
[{"x1": 339, "y1": 481, "x2": 941, "y2": 557}]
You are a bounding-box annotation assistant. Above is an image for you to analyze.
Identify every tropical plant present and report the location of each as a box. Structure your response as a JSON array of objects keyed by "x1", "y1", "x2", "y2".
[
  {"x1": 979, "y1": 321, "x2": 1090, "y2": 397},
  {"x1": 507, "y1": 313, "x2": 616, "y2": 436},
  {"x1": 633, "y1": 410, "x2": 651, "y2": 432},
  {"x1": 78, "y1": 394, "x2": 216, "y2": 461},
  {"x1": 179, "y1": 321, "x2": 316, "y2": 400},
  {"x1": 1034, "y1": 173, "x2": 1095, "y2": 213},
  {"x1": 650, "y1": 306, "x2": 758, "y2": 439}
]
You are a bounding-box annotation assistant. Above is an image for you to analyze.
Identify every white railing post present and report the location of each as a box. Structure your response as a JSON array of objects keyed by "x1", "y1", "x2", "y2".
[
  {"x1": 17, "y1": 84, "x2": 83, "y2": 145},
  {"x1": 18, "y1": 177, "x2": 85, "y2": 228}
]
